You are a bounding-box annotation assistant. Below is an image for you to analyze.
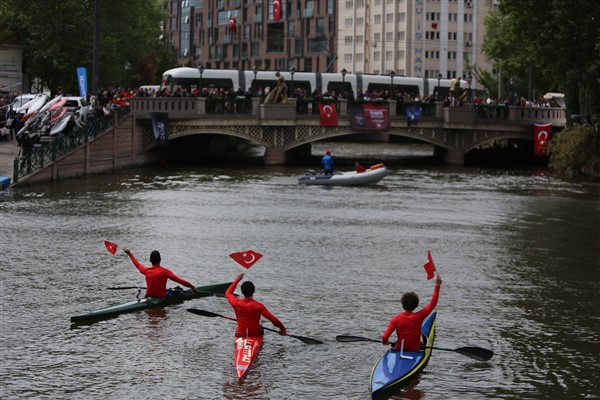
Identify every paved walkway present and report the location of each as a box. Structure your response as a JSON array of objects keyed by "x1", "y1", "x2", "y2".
[{"x1": 0, "y1": 139, "x2": 20, "y2": 179}]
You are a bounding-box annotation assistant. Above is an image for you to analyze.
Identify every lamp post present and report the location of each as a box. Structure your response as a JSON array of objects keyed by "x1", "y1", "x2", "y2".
[
  {"x1": 389, "y1": 70, "x2": 395, "y2": 99},
  {"x1": 437, "y1": 72, "x2": 442, "y2": 100},
  {"x1": 198, "y1": 64, "x2": 204, "y2": 91},
  {"x1": 509, "y1": 77, "x2": 516, "y2": 105},
  {"x1": 341, "y1": 68, "x2": 347, "y2": 96},
  {"x1": 124, "y1": 61, "x2": 131, "y2": 89},
  {"x1": 289, "y1": 67, "x2": 295, "y2": 96},
  {"x1": 467, "y1": 71, "x2": 472, "y2": 102},
  {"x1": 252, "y1": 65, "x2": 258, "y2": 94}
]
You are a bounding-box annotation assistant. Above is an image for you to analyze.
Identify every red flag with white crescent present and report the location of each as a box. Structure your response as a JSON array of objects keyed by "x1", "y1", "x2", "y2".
[
  {"x1": 273, "y1": 0, "x2": 281, "y2": 21},
  {"x1": 229, "y1": 250, "x2": 263, "y2": 269},
  {"x1": 423, "y1": 250, "x2": 436, "y2": 280},
  {"x1": 318, "y1": 102, "x2": 338, "y2": 126},
  {"x1": 533, "y1": 123, "x2": 552, "y2": 157},
  {"x1": 104, "y1": 240, "x2": 118, "y2": 255},
  {"x1": 229, "y1": 17, "x2": 237, "y2": 34}
]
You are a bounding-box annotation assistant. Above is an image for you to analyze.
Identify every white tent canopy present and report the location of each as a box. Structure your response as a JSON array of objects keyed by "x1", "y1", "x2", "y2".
[{"x1": 543, "y1": 92, "x2": 566, "y2": 108}]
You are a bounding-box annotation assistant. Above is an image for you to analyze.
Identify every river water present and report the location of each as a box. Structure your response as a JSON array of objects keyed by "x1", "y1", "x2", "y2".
[{"x1": 1, "y1": 142, "x2": 598, "y2": 400}]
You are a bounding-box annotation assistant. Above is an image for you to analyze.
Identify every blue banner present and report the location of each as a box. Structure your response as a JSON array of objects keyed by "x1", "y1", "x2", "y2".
[{"x1": 76, "y1": 67, "x2": 88, "y2": 98}]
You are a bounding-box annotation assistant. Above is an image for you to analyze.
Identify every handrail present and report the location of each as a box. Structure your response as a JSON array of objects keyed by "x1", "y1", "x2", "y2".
[{"x1": 13, "y1": 107, "x2": 130, "y2": 183}]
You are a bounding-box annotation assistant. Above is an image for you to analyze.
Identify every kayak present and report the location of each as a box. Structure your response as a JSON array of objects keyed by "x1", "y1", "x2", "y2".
[
  {"x1": 370, "y1": 311, "x2": 437, "y2": 398},
  {"x1": 234, "y1": 336, "x2": 263, "y2": 382},
  {"x1": 70, "y1": 282, "x2": 232, "y2": 324},
  {"x1": 298, "y1": 163, "x2": 389, "y2": 186}
]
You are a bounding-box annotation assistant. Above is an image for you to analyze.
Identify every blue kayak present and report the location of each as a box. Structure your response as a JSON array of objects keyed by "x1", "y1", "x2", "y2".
[{"x1": 370, "y1": 311, "x2": 437, "y2": 398}]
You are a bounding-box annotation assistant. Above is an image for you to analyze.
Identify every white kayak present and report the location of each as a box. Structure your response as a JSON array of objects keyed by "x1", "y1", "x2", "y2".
[{"x1": 298, "y1": 163, "x2": 390, "y2": 186}]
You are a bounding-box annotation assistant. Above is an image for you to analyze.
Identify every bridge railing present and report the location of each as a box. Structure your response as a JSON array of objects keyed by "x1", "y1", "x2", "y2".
[
  {"x1": 131, "y1": 97, "x2": 566, "y2": 127},
  {"x1": 13, "y1": 107, "x2": 130, "y2": 184}
]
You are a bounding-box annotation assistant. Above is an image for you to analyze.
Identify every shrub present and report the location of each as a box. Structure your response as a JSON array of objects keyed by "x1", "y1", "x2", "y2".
[{"x1": 549, "y1": 125, "x2": 599, "y2": 179}]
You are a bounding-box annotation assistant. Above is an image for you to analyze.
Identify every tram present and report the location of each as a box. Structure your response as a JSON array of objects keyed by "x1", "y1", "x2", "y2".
[{"x1": 160, "y1": 67, "x2": 466, "y2": 99}]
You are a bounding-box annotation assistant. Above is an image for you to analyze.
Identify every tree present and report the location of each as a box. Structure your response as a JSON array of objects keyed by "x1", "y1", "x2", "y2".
[
  {"x1": 483, "y1": 0, "x2": 600, "y2": 122},
  {"x1": 0, "y1": 0, "x2": 172, "y2": 94}
]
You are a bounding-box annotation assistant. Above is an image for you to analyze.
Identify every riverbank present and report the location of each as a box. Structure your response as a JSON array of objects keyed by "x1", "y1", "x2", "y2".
[{"x1": 0, "y1": 139, "x2": 19, "y2": 179}]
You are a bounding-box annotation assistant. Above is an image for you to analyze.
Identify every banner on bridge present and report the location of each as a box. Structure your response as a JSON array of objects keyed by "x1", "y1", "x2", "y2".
[
  {"x1": 533, "y1": 123, "x2": 552, "y2": 157},
  {"x1": 348, "y1": 103, "x2": 390, "y2": 130},
  {"x1": 150, "y1": 112, "x2": 169, "y2": 147}
]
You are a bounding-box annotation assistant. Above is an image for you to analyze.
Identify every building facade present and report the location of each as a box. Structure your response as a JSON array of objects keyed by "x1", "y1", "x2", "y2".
[
  {"x1": 164, "y1": 0, "x2": 498, "y2": 90},
  {"x1": 165, "y1": 0, "x2": 337, "y2": 73},
  {"x1": 336, "y1": 0, "x2": 499, "y2": 90}
]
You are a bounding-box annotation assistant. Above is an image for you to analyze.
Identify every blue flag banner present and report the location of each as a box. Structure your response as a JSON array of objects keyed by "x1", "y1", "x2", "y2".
[
  {"x1": 150, "y1": 112, "x2": 169, "y2": 147},
  {"x1": 405, "y1": 103, "x2": 422, "y2": 124},
  {"x1": 76, "y1": 67, "x2": 88, "y2": 98}
]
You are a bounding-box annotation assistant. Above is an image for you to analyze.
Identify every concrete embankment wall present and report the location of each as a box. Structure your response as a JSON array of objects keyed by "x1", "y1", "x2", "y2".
[{"x1": 14, "y1": 116, "x2": 159, "y2": 187}]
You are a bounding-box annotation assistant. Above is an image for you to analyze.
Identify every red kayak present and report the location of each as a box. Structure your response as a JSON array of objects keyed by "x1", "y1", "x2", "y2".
[{"x1": 234, "y1": 336, "x2": 263, "y2": 382}]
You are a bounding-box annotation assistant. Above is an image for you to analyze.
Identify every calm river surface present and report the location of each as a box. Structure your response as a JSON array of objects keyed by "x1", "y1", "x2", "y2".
[{"x1": 1, "y1": 142, "x2": 599, "y2": 400}]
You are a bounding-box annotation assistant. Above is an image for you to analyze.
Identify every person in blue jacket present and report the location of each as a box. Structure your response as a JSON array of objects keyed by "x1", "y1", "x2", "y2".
[{"x1": 321, "y1": 150, "x2": 334, "y2": 174}]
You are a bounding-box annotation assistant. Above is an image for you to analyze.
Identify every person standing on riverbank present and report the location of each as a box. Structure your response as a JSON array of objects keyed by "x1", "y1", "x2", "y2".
[{"x1": 123, "y1": 248, "x2": 197, "y2": 298}]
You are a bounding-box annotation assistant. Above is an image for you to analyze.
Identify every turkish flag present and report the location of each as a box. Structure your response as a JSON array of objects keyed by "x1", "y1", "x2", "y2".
[
  {"x1": 104, "y1": 240, "x2": 118, "y2": 255},
  {"x1": 229, "y1": 17, "x2": 237, "y2": 34},
  {"x1": 229, "y1": 250, "x2": 263, "y2": 269},
  {"x1": 273, "y1": 0, "x2": 281, "y2": 21},
  {"x1": 432, "y1": 22, "x2": 438, "y2": 29},
  {"x1": 318, "y1": 102, "x2": 338, "y2": 126},
  {"x1": 533, "y1": 123, "x2": 552, "y2": 157},
  {"x1": 423, "y1": 250, "x2": 436, "y2": 280}
]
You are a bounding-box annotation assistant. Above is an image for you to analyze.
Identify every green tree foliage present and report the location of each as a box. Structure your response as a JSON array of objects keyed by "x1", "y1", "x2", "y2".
[
  {"x1": 549, "y1": 125, "x2": 600, "y2": 179},
  {"x1": 0, "y1": 0, "x2": 173, "y2": 93},
  {"x1": 483, "y1": 0, "x2": 600, "y2": 121}
]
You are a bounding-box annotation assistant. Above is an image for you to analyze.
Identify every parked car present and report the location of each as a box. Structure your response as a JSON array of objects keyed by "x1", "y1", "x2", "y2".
[
  {"x1": 12, "y1": 94, "x2": 40, "y2": 113},
  {"x1": 64, "y1": 96, "x2": 91, "y2": 120}
]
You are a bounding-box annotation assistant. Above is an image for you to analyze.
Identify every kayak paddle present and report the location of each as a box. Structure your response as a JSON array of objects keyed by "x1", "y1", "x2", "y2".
[
  {"x1": 335, "y1": 335, "x2": 493, "y2": 361},
  {"x1": 187, "y1": 308, "x2": 323, "y2": 345}
]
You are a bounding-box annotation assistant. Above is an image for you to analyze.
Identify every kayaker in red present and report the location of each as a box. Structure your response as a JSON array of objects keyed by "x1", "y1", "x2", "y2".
[
  {"x1": 381, "y1": 274, "x2": 442, "y2": 352},
  {"x1": 226, "y1": 273, "x2": 287, "y2": 337},
  {"x1": 123, "y1": 248, "x2": 197, "y2": 298}
]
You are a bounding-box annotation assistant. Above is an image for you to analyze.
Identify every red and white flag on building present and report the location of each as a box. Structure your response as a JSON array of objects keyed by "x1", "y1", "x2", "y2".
[
  {"x1": 229, "y1": 17, "x2": 237, "y2": 35},
  {"x1": 273, "y1": 0, "x2": 282, "y2": 21},
  {"x1": 229, "y1": 250, "x2": 263, "y2": 269},
  {"x1": 533, "y1": 123, "x2": 552, "y2": 157},
  {"x1": 318, "y1": 102, "x2": 338, "y2": 126}
]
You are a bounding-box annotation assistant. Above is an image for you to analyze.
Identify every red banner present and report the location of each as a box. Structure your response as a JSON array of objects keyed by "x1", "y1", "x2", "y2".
[
  {"x1": 318, "y1": 102, "x2": 338, "y2": 126},
  {"x1": 533, "y1": 123, "x2": 552, "y2": 157},
  {"x1": 273, "y1": 0, "x2": 281, "y2": 21},
  {"x1": 349, "y1": 103, "x2": 390, "y2": 130},
  {"x1": 229, "y1": 250, "x2": 263, "y2": 269}
]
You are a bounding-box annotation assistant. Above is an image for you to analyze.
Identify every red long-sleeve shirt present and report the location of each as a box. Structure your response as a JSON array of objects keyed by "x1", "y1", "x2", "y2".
[
  {"x1": 226, "y1": 277, "x2": 286, "y2": 337},
  {"x1": 382, "y1": 284, "x2": 441, "y2": 352},
  {"x1": 127, "y1": 252, "x2": 195, "y2": 298}
]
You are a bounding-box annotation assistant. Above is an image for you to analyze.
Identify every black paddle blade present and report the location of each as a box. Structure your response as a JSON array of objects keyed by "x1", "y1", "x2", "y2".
[
  {"x1": 455, "y1": 346, "x2": 494, "y2": 361},
  {"x1": 187, "y1": 308, "x2": 220, "y2": 318},
  {"x1": 335, "y1": 335, "x2": 381, "y2": 343},
  {"x1": 290, "y1": 334, "x2": 323, "y2": 345}
]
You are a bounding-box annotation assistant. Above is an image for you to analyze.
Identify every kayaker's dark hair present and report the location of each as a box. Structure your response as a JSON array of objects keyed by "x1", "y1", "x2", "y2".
[
  {"x1": 241, "y1": 281, "x2": 255, "y2": 297},
  {"x1": 401, "y1": 292, "x2": 419, "y2": 311},
  {"x1": 150, "y1": 250, "x2": 161, "y2": 265}
]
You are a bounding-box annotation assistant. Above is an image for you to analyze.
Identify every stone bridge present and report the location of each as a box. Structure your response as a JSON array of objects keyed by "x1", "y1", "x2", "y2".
[{"x1": 132, "y1": 97, "x2": 566, "y2": 165}]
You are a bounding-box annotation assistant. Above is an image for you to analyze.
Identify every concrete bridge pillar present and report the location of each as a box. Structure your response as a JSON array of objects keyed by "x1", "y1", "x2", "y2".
[
  {"x1": 264, "y1": 148, "x2": 287, "y2": 165},
  {"x1": 444, "y1": 148, "x2": 465, "y2": 165}
]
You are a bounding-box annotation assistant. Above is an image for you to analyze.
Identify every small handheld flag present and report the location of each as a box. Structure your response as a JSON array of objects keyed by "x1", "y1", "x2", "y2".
[
  {"x1": 423, "y1": 250, "x2": 436, "y2": 280},
  {"x1": 229, "y1": 250, "x2": 263, "y2": 269},
  {"x1": 104, "y1": 240, "x2": 118, "y2": 255}
]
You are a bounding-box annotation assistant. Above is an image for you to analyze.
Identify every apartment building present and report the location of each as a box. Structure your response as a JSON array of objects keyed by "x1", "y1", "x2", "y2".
[
  {"x1": 165, "y1": 0, "x2": 337, "y2": 73},
  {"x1": 337, "y1": 0, "x2": 498, "y2": 90},
  {"x1": 164, "y1": 0, "x2": 497, "y2": 90}
]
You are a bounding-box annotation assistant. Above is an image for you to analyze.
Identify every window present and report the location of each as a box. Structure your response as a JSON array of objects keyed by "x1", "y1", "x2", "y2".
[
  {"x1": 345, "y1": 18, "x2": 353, "y2": 28},
  {"x1": 344, "y1": 53, "x2": 353, "y2": 63},
  {"x1": 385, "y1": 50, "x2": 393, "y2": 60},
  {"x1": 386, "y1": 13, "x2": 394, "y2": 23},
  {"x1": 345, "y1": 36, "x2": 353, "y2": 45},
  {"x1": 356, "y1": 17, "x2": 364, "y2": 26},
  {"x1": 374, "y1": 51, "x2": 380, "y2": 61},
  {"x1": 375, "y1": 14, "x2": 381, "y2": 24}
]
